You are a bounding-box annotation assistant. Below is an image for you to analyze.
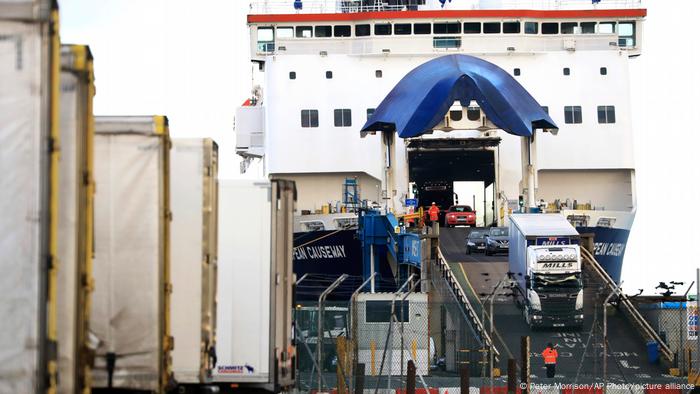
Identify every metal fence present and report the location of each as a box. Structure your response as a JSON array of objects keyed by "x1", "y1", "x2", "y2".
[{"x1": 635, "y1": 301, "x2": 698, "y2": 376}]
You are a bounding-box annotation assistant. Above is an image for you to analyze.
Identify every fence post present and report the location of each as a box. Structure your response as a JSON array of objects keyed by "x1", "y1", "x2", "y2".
[
  {"x1": 406, "y1": 360, "x2": 416, "y2": 394},
  {"x1": 521, "y1": 336, "x2": 530, "y2": 394},
  {"x1": 354, "y1": 363, "x2": 365, "y2": 394},
  {"x1": 508, "y1": 358, "x2": 517, "y2": 394},
  {"x1": 460, "y1": 363, "x2": 470, "y2": 394}
]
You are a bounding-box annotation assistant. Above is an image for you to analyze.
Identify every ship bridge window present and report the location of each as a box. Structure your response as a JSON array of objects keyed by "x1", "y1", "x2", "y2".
[
  {"x1": 375, "y1": 70, "x2": 382, "y2": 78},
  {"x1": 542, "y1": 23, "x2": 559, "y2": 35},
  {"x1": 600, "y1": 67, "x2": 607, "y2": 75},
  {"x1": 325, "y1": 71, "x2": 333, "y2": 79},
  {"x1": 355, "y1": 25, "x2": 370, "y2": 37},
  {"x1": 483, "y1": 22, "x2": 501, "y2": 34},
  {"x1": 356, "y1": 24, "x2": 371, "y2": 36},
  {"x1": 414, "y1": 23, "x2": 431, "y2": 34},
  {"x1": 367, "y1": 108, "x2": 375, "y2": 120},
  {"x1": 524, "y1": 22, "x2": 538, "y2": 34},
  {"x1": 289, "y1": 71, "x2": 296, "y2": 80},
  {"x1": 597, "y1": 106, "x2": 616, "y2": 124},
  {"x1": 561, "y1": 22, "x2": 578, "y2": 34},
  {"x1": 296, "y1": 26, "x2": 312, "y2": 38},
  {"x1": 503, "y1": 22, "x2": 521, "y2": 34},
  {"x1": 334, "y1": 109, "x2": 352, "y2": 127},
  {"x1": 301, "y1": 109, "x2": 319, "y2": 128},
  {"x1": 334, "y1": 25, "x2": 351, "y2": 37},
  {"x1": 277, "y1": 26, "x2": 293, "y2": 39},
  {"x1": 374, "y1": 23, "x2": 392, "y2": 36},
  {"x1": 598, "y1": 21, "x2": 616, "y2": 34},
  {"x1": 513, "y1": 68, "x2": 521, "y2": 76},
  {"x1": 449, "y1": 110, "x2": 462, "y2": 121},
  {"x1": 618, "y1": 22, "x2": 636, "y2": 47},
  {"x1": 257, "y1": 26, "x2": 274, "y2": 53},
  {"x1": 315, "y1": 25, "x2": 332, "y2": 37},
  {"x1": 563, "y1": 67, "x2": 570, "y2": 75},
  {"x1": 564, "y1": 106, "x2": 582, "y2": 124},
  {"x1": 394, "y1": 23, "x2": 412, "y2": 35},
  {"x1": 433, "y1": 22, "x2": 461, "y2": 34},
  {"x1": 463, "y1": 22, "x2": 481, "y2": 34},
  {"x1": 580, "y1": 22, "x2": 596, "y2": 34}
]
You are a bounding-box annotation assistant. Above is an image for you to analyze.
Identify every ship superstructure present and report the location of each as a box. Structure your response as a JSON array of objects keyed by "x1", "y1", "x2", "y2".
[{"x1": 236, "y1": 0, "x2": 645, "y2": 281}]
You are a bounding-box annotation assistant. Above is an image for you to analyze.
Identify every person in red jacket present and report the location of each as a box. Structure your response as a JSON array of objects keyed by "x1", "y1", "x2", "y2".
[
  {"x1": 542, "y1": 343, "x2": 558, "y2": 378},
  {"x1": 428, "y1": 202, "x2": 440, "y2": 225}
]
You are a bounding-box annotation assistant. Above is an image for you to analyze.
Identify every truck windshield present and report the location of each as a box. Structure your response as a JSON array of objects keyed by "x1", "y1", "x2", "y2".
[{"x1": 532, "y1": 273, "x2": 581, "y2": 289}]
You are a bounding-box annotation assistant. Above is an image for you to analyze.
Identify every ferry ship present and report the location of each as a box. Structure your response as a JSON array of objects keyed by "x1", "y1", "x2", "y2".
[{"x1": 235, "y1": 0, "x2": 645, "y2": 285}]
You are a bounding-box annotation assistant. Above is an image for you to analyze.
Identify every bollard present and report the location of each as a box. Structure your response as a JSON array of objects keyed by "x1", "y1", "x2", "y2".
[
  {"x1": 508, "y1": 358, "x2": 517, "y2": 394},
  {"x1": 460, "y1": 363, "x2": 470, "y2": 394},
  {"x1": 354, "y1": 363, "x2": 365, "y2": 394},
  {"x1": 521, "y1": 336, "x2": 530, "y2": 394},
  {"x1": 406, "y1": 360, "x2": 416, "y2": 394}
]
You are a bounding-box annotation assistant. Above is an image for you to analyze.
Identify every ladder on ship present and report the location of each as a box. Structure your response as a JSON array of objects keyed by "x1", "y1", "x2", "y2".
[{"x1": 580, "y1": 247, "x2": 674, "y2": 363}]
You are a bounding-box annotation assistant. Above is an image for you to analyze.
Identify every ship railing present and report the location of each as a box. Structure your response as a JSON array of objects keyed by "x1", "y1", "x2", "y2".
[
  {"x1": 248, "y1": 0, "x2": 643, "y2": 15},
  {"x1": 434, "y1": 247, "x2": 501, "y2": 360},
  {"x1": 486, "y1": 0, "x2": 642, "y2": 10},
  {"x1": 580, "y1": 247, "x2": 674, "y2": 363}
]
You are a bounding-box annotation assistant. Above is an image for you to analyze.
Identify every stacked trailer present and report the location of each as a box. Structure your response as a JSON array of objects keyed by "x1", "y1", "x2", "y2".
[
  {"x1": 0, "y1": 1, "x2": 61, "y2": 392},
  {"x1": 216, "y1": 179, "x2": 297, "y2": 393},
  {"x1": 57, "y1": 44, "x2": 96, "y2": 394},
  {"x1": 170, "y1": 138, "x2": 219, "y2": 390},
  {"x1": 91, "y1": 116, "x2": 172, "y2": 393}
]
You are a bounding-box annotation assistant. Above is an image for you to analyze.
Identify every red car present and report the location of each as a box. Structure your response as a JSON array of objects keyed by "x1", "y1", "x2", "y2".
[{"x1": 444, "y1": 205, "x2": 476, "y2": 227}]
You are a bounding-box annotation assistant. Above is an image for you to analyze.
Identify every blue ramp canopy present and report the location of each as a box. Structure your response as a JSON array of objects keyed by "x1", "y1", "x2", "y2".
[{"x1": 361, "y1": 54, "x2": 556, "y2": 138}]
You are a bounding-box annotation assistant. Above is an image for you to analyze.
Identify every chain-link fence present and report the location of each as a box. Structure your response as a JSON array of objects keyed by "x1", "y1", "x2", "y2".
[{"x1": 635, "y1": 299, "x2": 699, "y2": 376}]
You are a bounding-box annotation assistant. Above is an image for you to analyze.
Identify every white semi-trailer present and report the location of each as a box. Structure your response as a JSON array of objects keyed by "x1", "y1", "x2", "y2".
[
  {"x1": 509, "y1": 214, "x2": 584, "y2": 329},
  {"x1": 216, "y1": 179, "x2": 296, "y2": 393},
  {"x1": 0, "y1": 1, "x2": 60, "y2": 392},
  {"x1": 170, "y1": 138, "x2": 219, "y2": 389},
  {"x1": 57, "y1": 44, "x2": 96, "y2": 394},
  {"x1": 91, "y1": 116, "x2": 172, "y2": 392}
]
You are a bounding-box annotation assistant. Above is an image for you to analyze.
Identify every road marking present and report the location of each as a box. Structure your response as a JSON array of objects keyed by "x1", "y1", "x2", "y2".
[{"x1": 458, "y1": 263, "x2": 486, "y2": 308}]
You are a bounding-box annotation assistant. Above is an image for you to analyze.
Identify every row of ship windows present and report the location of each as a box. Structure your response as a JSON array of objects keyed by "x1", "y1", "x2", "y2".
[
  {"x1": 300, "y1": 105, "x2": 616, "y2": 128},
  {"x1": 257, "y1": 20, "x2": 636, "y2": 50},
  {"x1": 289, "y1": 67, "x2": 608, "y2": 80}
]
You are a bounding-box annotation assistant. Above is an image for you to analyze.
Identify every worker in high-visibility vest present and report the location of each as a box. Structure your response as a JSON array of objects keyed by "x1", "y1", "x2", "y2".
[
  {"x1": 428, "y1": 202, "x2": 440, "y2": 225},
  {"x1": 542, "y1": 342, "x2": 558, "y2": 378}
]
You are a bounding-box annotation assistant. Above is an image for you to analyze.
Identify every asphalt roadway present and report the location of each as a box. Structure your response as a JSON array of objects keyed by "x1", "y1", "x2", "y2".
[{"x1": 438, "y1": 227, "x2": 677, "y2": 384}]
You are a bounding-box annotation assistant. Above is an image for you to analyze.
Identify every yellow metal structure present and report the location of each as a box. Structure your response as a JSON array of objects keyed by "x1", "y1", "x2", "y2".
[
  {"x1": 47, "y1": 6, "x2": 60, "y2": 394},
  {"x1": 154, "y1": 115, "x2": 174, "y2": 393},
  {"x1": 59, "y1": 43, "x2": 96, "y2": 394}
]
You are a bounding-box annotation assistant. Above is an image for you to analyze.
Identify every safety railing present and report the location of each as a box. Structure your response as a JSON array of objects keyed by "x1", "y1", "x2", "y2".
[
  {"x1": 580, "y1": 247, "x2": 673, "y2": 363},
  {"x1": 248, "y1": 0, "x2": 643, "y2": 15},
  {"x1": 434, "y1": 247, "x2": 500, "y2": 360}
]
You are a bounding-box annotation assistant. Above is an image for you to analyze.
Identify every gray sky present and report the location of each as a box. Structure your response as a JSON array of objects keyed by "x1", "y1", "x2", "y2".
[{"x1": 60, "y1": 1, "x2": 700, "y2": 295}]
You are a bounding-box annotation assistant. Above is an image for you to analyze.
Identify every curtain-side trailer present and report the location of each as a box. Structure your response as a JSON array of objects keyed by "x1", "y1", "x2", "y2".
[
  {"x1": 170, "y1": 138, "x2": 219, "y2": 389},
  {"x1": 0, "y1": 1, "x2": 60, "y2": 392},
  {"x1": 91, "y1": 116, "x2": 172, "y2": 392},
  {"x1": 215, "y1": 179, "x2": 296, "y2": 393},
  {"x1": 57, "y1": 44, "x2": 96, "y2": 394}
]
